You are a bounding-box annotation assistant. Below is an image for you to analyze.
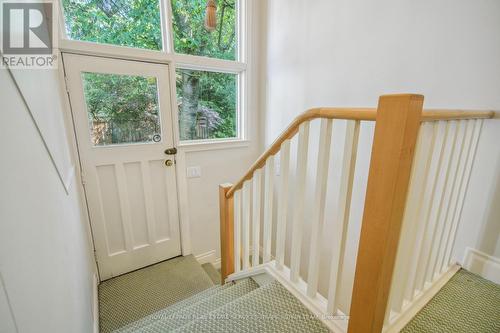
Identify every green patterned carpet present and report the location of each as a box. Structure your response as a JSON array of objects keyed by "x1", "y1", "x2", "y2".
[
  {"x1": 402, "y1": 269, "x2": 500, "y2": 333},
  {"x1": 101, "y1": 257, "x2": 499, "y2": 333},
  {"x1": 201, "y1": 262, "x2": 221, "y2": 285},
  {"x1": 99, "y1": 255, "x2": 214, "y2": 333},
  {"x1": 173, "y1": 280, "x2": 329, "y2": 333},
  {"x1": 114, "y1": 279, "x2": 329, "y2": 333}
]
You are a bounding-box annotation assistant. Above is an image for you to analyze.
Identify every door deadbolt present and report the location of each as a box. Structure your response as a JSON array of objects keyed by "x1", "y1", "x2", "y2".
[
  {"x1": 165, "y1": 159, "x2": 174, "y2": 167},
  {"x1": 164, "y1": 147, "x2": 177, "y2": 155}
]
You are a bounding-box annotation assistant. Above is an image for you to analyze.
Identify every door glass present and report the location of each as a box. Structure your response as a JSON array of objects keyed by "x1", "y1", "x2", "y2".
[{"x1": 81, "y1": 72, "x2": 162, "y2": 146}]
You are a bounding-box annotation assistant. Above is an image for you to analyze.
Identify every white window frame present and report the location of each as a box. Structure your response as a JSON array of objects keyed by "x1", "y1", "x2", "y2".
[{"x1": 58, "y1": 0, "x2": 249, "y2": 150}]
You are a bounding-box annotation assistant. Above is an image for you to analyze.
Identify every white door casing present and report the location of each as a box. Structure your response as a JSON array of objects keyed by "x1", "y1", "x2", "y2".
[{"x1": 64, "y1": 53, "x2": 181, "y2": 280}]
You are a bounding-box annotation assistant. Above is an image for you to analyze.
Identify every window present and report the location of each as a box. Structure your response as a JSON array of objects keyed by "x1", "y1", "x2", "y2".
[
  {"x1": 171, "y1": 0, "x2": 236, "y2": 60},
  {"x1": 82, "y1": 72, "x2": 161, "y2": 146},
  {"x1": 62, "y1": 0, "x2": 162, "y2": 50},
  {"x1": 176, "y1": 69, "x2": 237, "y2": 140},
  {"x1": 62, "y1": 0, "x2": 245, "y2": 144}
]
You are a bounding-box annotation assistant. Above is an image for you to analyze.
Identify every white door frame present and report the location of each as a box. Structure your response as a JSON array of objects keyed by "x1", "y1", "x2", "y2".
[{"x1": 62, "y1": 52, "x2": 193, "y2": 279}]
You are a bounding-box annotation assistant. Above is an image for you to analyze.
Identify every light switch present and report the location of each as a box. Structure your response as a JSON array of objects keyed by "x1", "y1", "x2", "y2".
[{"x1": 186, "y1": 166, "x2": 201, "y2": 178}]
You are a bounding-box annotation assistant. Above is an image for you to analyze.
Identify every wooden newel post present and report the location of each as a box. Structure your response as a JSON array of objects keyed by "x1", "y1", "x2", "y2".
[
  {"x1": 348, "y1": 94, "x2": 424, "y2": 333},
  {"x1": 219, "y1": 183, "x2": 235, "y2": 284}
]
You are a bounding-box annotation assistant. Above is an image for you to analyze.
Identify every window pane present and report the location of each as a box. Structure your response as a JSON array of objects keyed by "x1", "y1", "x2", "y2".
[
  {"x1": 171, "y1": 0, "x2": 236, "y2": 60},
  {"x1": 62, "y1": 0, "x2": 162, "y2": 50},
  {"x1": 82, "y1": 72, "x2": 162, "y2": 146},
  {"x1": 176, "y1": 69, "x2": 237, "y2": 141}
]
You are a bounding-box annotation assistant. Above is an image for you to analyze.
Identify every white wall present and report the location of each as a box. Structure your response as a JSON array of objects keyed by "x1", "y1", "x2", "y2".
[
  {"x1": 0, "y1": 66, "x2": 96, "y2": 332},
  {"x1": 182, "y1": 0, "x2": 264, "y2": 261},
  {"x1": 184, "y1": 145, "x2": 260, "y2": 260},
  {"x1": 263, "y1": 0, "x2": 500, "y2": 310}
]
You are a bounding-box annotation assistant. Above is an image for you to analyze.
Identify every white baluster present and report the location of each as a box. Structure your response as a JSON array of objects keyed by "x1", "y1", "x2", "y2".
[
  {"x1": 327, "y1": 120, "x2": 360, "y2": 314},
  {"x1": 306, "y1": 119, "x2": 333, "y2": 297},
  {"x1": 263, "y1": 156, "x2": 275, "y2": 263},
  {"x1": 439, "y1": 120, "x2": 472, "y2": 272},
  {"x1": 233, "y1": 190, "x2": 241, "y2": 273},
  {"x1": 276, "y1": 140, "x2": 291, "y2": 270},
  {"x1": 386, "y1": 123, "x2": 435, "y2": 321},
  {"x1": 404, "y1": 122, "x2": 439, "y2": 301},
  {"x1": 424, "y1": 121, "x2": 460, "y2": 284},
  {"x1": 412, "y1": 121, "x2": 450, "y2": 293},
  {"x1": 443, "y1": 120, "x2": 483, "y2": 268},
  {"x1": 242, "y1": 181, "x2": 251, "y2": 270},
  {"x1": 290, "y1": 122, "x2": 310, "y2": 282},
  {"x1": 434, "y1": 121, "x2": 468, "y2": 274},
  {"x1": 252, "y1": 169, "x2": 262, "y2": 267}
]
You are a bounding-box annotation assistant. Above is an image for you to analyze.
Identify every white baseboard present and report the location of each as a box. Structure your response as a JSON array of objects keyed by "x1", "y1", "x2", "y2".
[
  {"x1": 195, "y1": 250, "x2": 221, "y2": 269},
  {"x1": 463, "y1": 247, "x2": 500, "y2": 284},
  {"x1": 197, "y1": 245, "x2": 268, "y2": 271},
  {"x1": 93, "y1": 273, "x2": 99, "y2": 333},
  {"x1": 201, "y1": 245, "x2": 269, "y2": 271}
]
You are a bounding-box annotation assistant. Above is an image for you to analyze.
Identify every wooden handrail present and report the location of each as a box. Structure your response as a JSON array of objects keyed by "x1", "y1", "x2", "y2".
[
  {"x1": 225, "y1": 107, "x2": 493, "y2": 198},
  {"x1": 421, "y1": 109, "x2": 494, "y2": 121},
  {"x1": 226, "y1": 108, "x2": 377, "y2": 198}
]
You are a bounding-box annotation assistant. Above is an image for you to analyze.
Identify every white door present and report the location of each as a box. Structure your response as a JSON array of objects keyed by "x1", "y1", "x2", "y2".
[{"x1": 64, "y1": 54, "x2": 181, "y2": 280}]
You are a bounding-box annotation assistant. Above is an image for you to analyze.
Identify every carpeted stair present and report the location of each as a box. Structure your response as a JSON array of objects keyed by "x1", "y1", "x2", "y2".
[
  {"x1": 101, "y1": 255, "x2": 500, "y2": 333},
  {"x1": 99, "y1": 255, "x2": 215, "y2": 332},
  {"x1": 113, "y1": 277, "x2": 329, "y2": 333},
  {"x1": 201, "y1": 262, "x2": 221, "y2": 285}
]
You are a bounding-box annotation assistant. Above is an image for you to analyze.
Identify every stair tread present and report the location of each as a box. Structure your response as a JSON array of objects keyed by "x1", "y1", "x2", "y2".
[
  {"x1": 113, "y1": 282, "x2": 231, "y2": 333},
  {"x1": 116, "y1": 278, "x2": 259, "y2": 332},
  {"x1": 173, "y1": 280, "x2": 329, "y2": 333},
  {"x1": 99, "y1": 255, "x2": 214, "y2": 333},
  {"x1": 201, "y1": 263, "x2": 221, "y2": 285}
]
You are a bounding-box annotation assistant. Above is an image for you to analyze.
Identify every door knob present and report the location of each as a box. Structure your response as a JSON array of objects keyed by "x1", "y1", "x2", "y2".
[
  {"x1": 164, "y1": 147, "x2": 177, "y2": 155},
  {"x1": 165, "y1": 159, "x2": 174, "y2": 167}
]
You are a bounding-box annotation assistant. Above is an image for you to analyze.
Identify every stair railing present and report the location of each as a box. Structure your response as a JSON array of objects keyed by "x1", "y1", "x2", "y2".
[
  {"x1": 219, "y1": 94, "x2": 494, "y2": 333},
  {"x1": 381, "y1": 110, "x2": 491, "y2": 332}
]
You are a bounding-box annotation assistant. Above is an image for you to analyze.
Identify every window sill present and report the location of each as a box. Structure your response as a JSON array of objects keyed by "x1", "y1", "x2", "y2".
[{"x1": 178, "y1": 139, "x2": 250, "y2": 152}]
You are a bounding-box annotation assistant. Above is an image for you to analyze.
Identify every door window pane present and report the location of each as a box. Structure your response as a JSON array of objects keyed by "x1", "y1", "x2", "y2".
[
  {"x1": 62, "y1": 0, "x2": 162, "y2": 50},
  {"x1": 171, "y1": 0, "x2": 236, "y2": 60},
  {"x1": 82, "y1": 72, "x2": 162, "y2": 146},
  {"x1": 176, "y1": 69, "x2": 237, "y2": 141}
]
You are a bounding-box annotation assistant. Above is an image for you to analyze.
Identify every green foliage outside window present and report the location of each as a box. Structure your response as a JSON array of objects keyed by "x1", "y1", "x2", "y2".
[
  {"x1": 176, "y1": 69, "x2": 236, "y2": 141},
  {"x1": 82, "y1": 73, "x2": 161, "y2": 146},
  {"x1": 63, "y1": 0, "x2": 162, "y2": 50},
  {"x1": 171, "y1": 0, "x2": 236, "y2": 61},
  {"x1": 63, "y1": 0, "x2": 238, "y2": 141}
]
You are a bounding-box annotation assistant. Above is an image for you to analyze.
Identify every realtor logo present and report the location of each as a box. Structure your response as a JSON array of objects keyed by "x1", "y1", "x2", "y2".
[{"x1": 1, "y1": 0, "x2": 58, "y2": 68}]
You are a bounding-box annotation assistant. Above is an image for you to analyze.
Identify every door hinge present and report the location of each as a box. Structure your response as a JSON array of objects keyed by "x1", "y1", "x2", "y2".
[{"x1": 81, "y1": 172, "x2": 87, "y2": 185}]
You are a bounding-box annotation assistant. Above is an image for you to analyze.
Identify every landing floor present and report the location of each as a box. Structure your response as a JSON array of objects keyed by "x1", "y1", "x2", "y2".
[{"x1": 402, "y1": 269, "x2": 500, "y2": 333}]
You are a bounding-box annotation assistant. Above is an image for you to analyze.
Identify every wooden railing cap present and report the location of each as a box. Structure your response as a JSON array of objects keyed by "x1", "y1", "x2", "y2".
[
  {"x1": 225, "y1": 104, "x2": 493, "y2": 198},
  {"x1": 379, "y1": 93, "x2": 425, "y2": 100}
]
